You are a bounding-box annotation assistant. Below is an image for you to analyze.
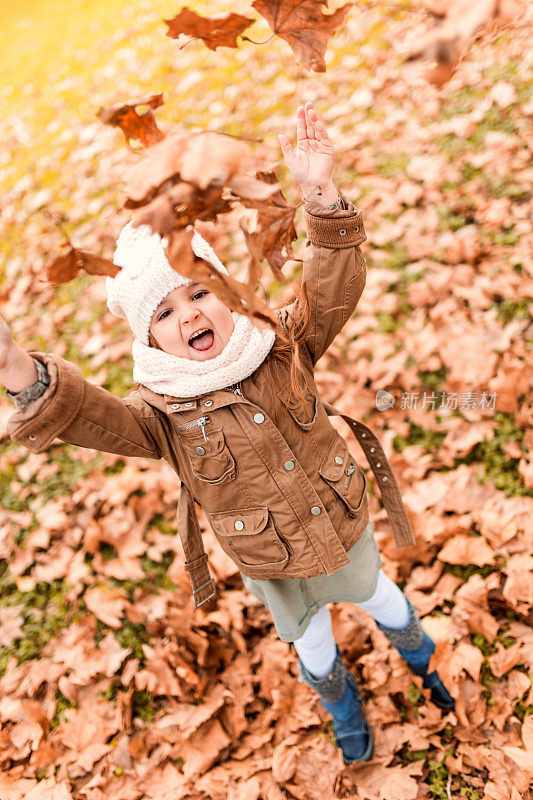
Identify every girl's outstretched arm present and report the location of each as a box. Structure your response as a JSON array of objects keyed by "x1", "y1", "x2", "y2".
[
  {"x1": 0, "y1": 313, "x2": 38, "y2": 392},
  {"x1": 1, "y1": 316, "x2": 166, "y2": 459}
]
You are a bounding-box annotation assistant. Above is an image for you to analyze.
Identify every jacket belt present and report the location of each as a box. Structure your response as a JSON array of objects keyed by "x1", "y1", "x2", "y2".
[
  {"x1": 322, "y1": 401, "x2": 415, "y2": 548},
  {"x1": 177, "y1": 406, "x2": 415, "y2": 610},
  {"x1": 178, "y1": 481, "x2": 217, "y2": 609}
]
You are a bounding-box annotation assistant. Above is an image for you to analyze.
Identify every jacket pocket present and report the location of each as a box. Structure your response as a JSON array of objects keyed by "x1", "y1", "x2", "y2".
[
  {"x1": 208, "y1": 506, "x2": 290, "y2": 578},
  {"x1": 280, "y1": 377, "x2": 319, "y2": 431},
  {"x1": 318, "y1": 434, "x2": 367, "y2": 517},
  {"x1": 179, "y1": 426, "x2": 236, "y2": 485}
]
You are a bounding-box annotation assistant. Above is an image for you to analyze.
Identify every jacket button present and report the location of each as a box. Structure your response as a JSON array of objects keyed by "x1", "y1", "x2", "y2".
[
  {"x1": 339, "y1": 229, "x2": 346, "y2": 236},
  {"x1": 382, "y1": 476, "x2": 388, "y2": 481},
  {"x1": 185, "y1": 402, "x2": 194, "y2": 408},
  {"x1": 234, "y1": 520, "x2": 245, "y2": 530},
  {"x1": 43, "y1": 422, "x2": 51, "y2": 428},
  {"x1": 284, "y1": 460, "x2": 295, "y2": 470},
  {"x1": 204, "y1": 399, "x2": 213, "y2": 407},
  {"x1": 376, "y1": 462, "x2": 381, "y2": 468},
  {"x1": 334, "y1": 456, "x2": 343, "y2": 465},
  {"x1": 310, "y1": 506, "x2": 321, "y2": 515},
  {"x1": 254, "y1": 413, "x2": 265, "y2": 424},
  {"x1": 29, "y1": 435, "x2": 36, "y2": 441},
  {"x1": 355, "y1": 226, "x2": 359, "y2": 232},
  {"x1": 171, "y1": 404, "x2": 180, "y2": 411},
  {"x1": 195, "y1": 446, "x2": 206, "y2": 455},
  {"x1": 370, "y1": 447, "x2": 375, "y2": 452}
]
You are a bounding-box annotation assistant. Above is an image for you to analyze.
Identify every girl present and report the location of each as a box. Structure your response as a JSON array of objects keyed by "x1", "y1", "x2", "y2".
[{"x1": 1, "y1": 102, "x2": 454, "y2": 765}]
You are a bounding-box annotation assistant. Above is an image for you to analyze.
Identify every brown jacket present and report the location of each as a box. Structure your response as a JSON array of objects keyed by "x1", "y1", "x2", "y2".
[{"x1": 8, "y1": 192, "x2": 414, "y2": 607}]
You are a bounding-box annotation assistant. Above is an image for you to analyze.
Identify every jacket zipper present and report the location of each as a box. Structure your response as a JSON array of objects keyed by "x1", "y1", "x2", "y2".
[
  {"x1": 175, "y1": 415, "x2": 211, "y2": 441},
  {"x1": 344, "y1": 463, "x2": 355, "y2": 490}
]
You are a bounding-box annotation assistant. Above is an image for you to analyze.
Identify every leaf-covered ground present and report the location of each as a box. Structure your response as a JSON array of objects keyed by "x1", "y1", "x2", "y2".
[{"x1": 0, "y1": 2, "x2": 532, "y2": 798}]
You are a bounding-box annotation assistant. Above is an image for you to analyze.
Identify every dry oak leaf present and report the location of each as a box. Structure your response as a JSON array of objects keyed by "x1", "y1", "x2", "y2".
[
  {"x1": 50, "y1": 707, "x2": 111, "y2": 777},
  {"x1": 437, "y1": 534, "x2": 495, "y2": 566},
  {"x1": 0, "y1": 605, "x2": 24, "y2": 647},
  {"x1": 24, "y1": 780, "x2": 73, "y2": 800},
  {"x1": 124, "y1": 130, "x2": 254, "y2": 205},
  {"x1": 43, "y1": 246, "x2": 119, "y2": 287},
  {"x1": 252, "y1": 0, "x2": 353, "y2": 72},
  {"x1": 350, "y1": 760, "x2": 424, "y2": 800},
  {"x1": 97, "y1": 94, "x2": 165, "y2": 149},
  {"x1": 84, "y1": 584, "x2": 129, "y2": 628},
  {"x1": 165, "y1": 7, "x2": 255, "y2": 50}
]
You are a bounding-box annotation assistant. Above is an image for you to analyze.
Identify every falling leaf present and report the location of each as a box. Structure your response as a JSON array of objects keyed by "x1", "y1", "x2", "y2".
[
  {"x1": 123, "y1": 130, "x2": 253, "y2": 205},
  {"x1": 97, "y1": 94, "x2": 165, "y2": 148},
  {"x1": 43, "y1": 246, "x2": 119, "y2": 286},
  {"x1": 252, "y1": 0, "x2": 353, "y2": 72},
  {"x1": 165, "y1": 7, "x2": 255, "y2": 50}
]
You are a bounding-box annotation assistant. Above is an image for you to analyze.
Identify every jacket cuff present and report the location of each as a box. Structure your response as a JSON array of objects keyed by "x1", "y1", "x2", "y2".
[
  {"x1": 303, "y1": 188, "x2": 367, "y2": 249},
  {"x1": 7, "y1": 352, "x2": 86, "y2": 453}
]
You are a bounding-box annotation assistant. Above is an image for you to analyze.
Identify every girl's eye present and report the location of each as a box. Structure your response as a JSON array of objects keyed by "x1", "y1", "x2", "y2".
[{"x1": 158, "y1": 290, "x2": 206, "y2": 321}]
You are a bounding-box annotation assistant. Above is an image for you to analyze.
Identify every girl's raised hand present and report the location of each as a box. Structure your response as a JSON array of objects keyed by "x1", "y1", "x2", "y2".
[{"x1": 278, "y1": 102, "x2": 336, "y2": 200}]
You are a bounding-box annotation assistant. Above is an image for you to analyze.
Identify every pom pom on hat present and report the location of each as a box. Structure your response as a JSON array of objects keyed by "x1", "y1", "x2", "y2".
[{"x1": 106, "y1": 221, "x2": 229, "y2": 345}]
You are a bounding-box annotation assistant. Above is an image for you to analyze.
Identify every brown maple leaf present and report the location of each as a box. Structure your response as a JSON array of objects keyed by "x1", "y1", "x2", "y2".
[
  {"x1": 164, "y1": 7, "x2": 255, "y2": 50},
  {"x1": 43, "y1": 245, "x2": 119, "y2": 286},
  {"x1": 251, "y1": 0, "x2": 353, "y2": 72},
  {"x1": 97, "y1": 94, "x2": 165, "y2": 149}
]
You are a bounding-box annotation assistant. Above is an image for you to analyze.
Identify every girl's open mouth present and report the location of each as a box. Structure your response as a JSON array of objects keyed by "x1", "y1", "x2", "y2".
[{"x1": 188, "y1": 328, "x2": 215, "y2": 352}]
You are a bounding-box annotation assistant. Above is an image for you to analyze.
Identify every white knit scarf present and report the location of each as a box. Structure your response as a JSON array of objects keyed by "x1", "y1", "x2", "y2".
[{"x1": 132, "y1": 311, "x2": 276, "y2": 398}]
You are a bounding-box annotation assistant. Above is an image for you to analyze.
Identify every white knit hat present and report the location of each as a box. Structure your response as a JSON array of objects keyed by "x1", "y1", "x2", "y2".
[{"x1": 106, "y1": 221, "x2": 229, "y2": 345}]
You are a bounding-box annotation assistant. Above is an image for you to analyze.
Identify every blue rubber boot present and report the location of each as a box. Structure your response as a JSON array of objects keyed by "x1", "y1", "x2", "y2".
[
  {"x1": 298, "y1": 645, "x2": 373, "y2": 765},
  {"x1": 376, "y1": 596, "x2": 455, "y2": 711}
]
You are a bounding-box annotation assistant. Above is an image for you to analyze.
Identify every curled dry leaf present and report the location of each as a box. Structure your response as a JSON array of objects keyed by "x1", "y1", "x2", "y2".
[
  {"x1": 131, "y1": 183, "x2": 234, "y2": 235},
  {"x1": 251, "y1": 0, "x2": 353, "y2": 72},
  {"x1": 96, "y1": 93, "x2": 165, "y2": 149},
  {"x1": 239, "y1": 168, "x2": 299, "y2": 280},
  {"x1": 43, "y1": 246, "x2": 120, "y2": 286},
  {"x1": 123, "y1": 130, "x2": 254, "y2": 206},
  {"x1": 164, "y1": 7, "x2": 255, "y2": 50}
]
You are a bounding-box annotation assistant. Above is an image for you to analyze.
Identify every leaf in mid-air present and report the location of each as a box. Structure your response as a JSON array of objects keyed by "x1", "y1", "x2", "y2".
[
  {"x1": 44, "y1": 246, "x2": 120, "y2": 286},
  {"x1": 164, "y1": 7, "x2": 255, "y2": 50},
  {"x1": 251, "y1": 0, "x2": 353, "y2": 72},
  {"x1": 97, "y1": 94, "x2": 165, "y2": 149}
]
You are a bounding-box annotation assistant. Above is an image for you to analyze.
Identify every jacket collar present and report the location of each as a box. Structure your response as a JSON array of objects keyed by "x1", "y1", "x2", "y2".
[{"x1": 137, "y1": 383, "x2": 245, "y2": 414}]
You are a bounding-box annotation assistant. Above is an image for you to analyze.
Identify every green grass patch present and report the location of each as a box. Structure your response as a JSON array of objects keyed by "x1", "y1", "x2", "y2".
[
  {"x1": 393, "y1": 422, "x2": 447, "y2": 454},
  {"x1": 490, "y1": 298, "x2": 530, "y2": 324},
  {"x1": 453, "y1": 411, "x2": 532, "y2": 497},
  {"x1": 0, "y1": 566, "x2": 85, "y2": 676}
]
